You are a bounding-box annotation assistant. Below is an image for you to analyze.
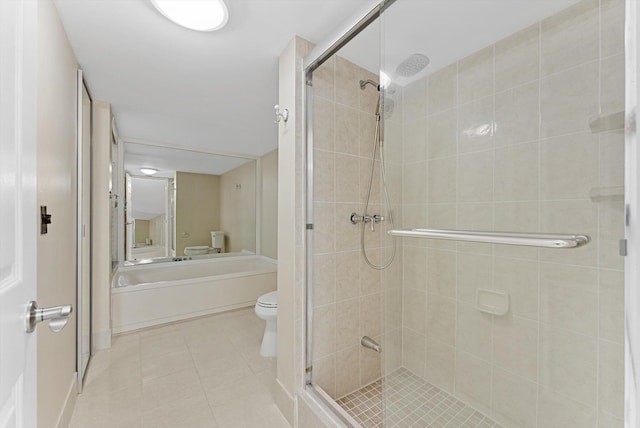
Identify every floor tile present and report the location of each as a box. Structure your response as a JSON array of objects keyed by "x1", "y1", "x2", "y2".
[
  {"x1": 336, "y1": 368, "x2": 502, "y2": 428},
  {"x1": 70, "y1": 309, "x2": 289, "y2": 428}
]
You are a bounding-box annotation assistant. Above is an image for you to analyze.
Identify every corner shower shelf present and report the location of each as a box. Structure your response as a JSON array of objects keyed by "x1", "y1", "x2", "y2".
[{"x1": 387, "y1": 228, "x2": 590, "y2": 249}]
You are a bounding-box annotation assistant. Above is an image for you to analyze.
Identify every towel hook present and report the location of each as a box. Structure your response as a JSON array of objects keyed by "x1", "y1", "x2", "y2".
[{"x1": 274, "y1": 104, "x2": 289, "y2": 124}]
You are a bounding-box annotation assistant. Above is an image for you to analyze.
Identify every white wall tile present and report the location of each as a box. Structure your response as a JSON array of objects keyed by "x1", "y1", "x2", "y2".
[
  {"x1": 491, "y1": 368, "x2": 537, "y2": 428},
  {"x1": 540, "y1": 0, "x2": 599, "y2": 75},
  {"x1": 428, "y1": 64, "x2": 457, "y2": 114},
  {"x1": 540, "y1": 132, "x2": 599, "y2": 200},
  {"x1": 456, "y1": 302, "x2": 492, "y2": 361},
  {"x1": 494, "y1": 24, "x2": 539, "y2": 92},
  {"x1": 539, "y1": 327, "x2": 597, "y2": 406},
  {"x1": 492, "y1": 315, "x2": 538, "y2": 381},
  {"x1": 454, "y1": 351, "x2": 492, "y2": 411},
  {"x1": 540, "y1": 62, "x2": 599, "y2": 138},
  {"x1": 494, "y1": 82, "x2": 539, "y2": 147},
  {"x1": 458, "y1": 46, "x2": 494, "y2": 104},
  {"x1": 427, "y1": 108, "x2": 457, "y2": 159},
  {"x1": 540, "y1": 262, "x2": 598, "y2": 336}
]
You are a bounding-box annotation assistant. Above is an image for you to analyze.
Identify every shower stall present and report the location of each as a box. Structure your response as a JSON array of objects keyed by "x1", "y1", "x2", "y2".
[{"x1": 304, "y1": 0, "x2": 628, "y2": 426}]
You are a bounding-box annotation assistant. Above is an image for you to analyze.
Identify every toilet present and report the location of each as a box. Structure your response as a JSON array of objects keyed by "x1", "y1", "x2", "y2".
[
  {"x1": 210, "y1": 231, "x2": 225, "y2": 253},
  {"x1": 183, "y1": 231, "x2": 225, "y2": 256},
  {"x1": 254, "y1": 291, "x2": 277, "y2": 357}
]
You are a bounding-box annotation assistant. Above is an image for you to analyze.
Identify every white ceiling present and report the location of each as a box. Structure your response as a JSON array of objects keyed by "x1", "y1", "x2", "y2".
[
  {"x1": 53, "y1": 0, "x2": 376, "y2": 158},
  {"x1": 124, "y1": 142, "x2": 253, "y2": 177},
  {"x1": 339, "y1": 0, "x2": 580, "y2": 86},
  {"x1": 130, "y1": 177, "x2": 166, "y2": 219},
  {"x1": 54, "y1": 0, "x2": 579, "y2": 160}
]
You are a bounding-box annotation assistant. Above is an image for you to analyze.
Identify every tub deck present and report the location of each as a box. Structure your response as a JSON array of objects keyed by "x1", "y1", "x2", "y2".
[{"x1": 112, "y1": 255, "x2": 276, "y2": 333}]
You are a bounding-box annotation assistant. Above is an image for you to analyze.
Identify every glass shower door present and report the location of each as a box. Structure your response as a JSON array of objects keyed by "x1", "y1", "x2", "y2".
[{"x1": 379, "y1": 0, "x2": 625, "y2": 427}]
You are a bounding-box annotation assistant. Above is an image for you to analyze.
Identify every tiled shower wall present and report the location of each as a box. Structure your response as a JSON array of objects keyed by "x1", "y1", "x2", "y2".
[
  {"x1": 394, "y1": 0, "x2": 625, "y2": 427},
  {"x1": 310, "y1": 52, "x2": 404, "y2": 400}
]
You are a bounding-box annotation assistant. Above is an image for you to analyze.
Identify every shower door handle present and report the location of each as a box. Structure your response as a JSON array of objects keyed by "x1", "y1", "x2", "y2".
[{"x1": 25, "y1": 301, "x2": 73, "y2": 333}]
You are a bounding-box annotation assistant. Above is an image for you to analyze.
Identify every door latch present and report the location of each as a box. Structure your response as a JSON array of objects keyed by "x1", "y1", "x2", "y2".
[
  {"x1": 25, "y1": 301, "x2": 73, "y2": 333},
  {"x1": 40, "y1": 205, "x2": 52, "y2": 234}
]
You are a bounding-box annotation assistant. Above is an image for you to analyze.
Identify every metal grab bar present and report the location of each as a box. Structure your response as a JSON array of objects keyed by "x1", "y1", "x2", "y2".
[{"x1": 387, "y1": 229, "x2": 590, "y2": 249}]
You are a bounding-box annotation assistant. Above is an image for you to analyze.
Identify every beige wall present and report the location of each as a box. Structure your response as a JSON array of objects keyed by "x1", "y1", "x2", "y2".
[
  {"x1": 175, "y1": 171, "x2": 220, "y2": 256},
  {"x1": 395, "y1": 1, "x2": 625, "y2": 426},
  {"x1": 91, "y1": 100, "x2": 112, "y2": 352},
  {"x1": 261, "y1": 149, "x2": 278, "y2": 259},
  {"x1": 219, "y1": 161, "x2": 256, "y2": 253},
  {"x1": 134, "y1": 219, "x2": 150, "y2": 244},
  {"x1": 149, "y1": 214, "x2": 165, "y2": 247},
  {"x1": 276, "y1": 37, "x2": 311, "y2": 427},
  {"x1": 36, "y1": 1, "x2": 79, "y2": 426}
]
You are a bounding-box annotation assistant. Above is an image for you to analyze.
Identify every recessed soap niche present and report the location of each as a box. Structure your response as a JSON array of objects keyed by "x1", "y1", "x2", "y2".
[{"x1": 476, "y1": 289, "x2": 509, "y2": 316}]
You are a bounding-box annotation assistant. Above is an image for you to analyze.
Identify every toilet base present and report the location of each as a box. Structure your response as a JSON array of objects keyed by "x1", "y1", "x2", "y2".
[{"x1": 260, "y1": 320, "x2": 277, "y2": 357}]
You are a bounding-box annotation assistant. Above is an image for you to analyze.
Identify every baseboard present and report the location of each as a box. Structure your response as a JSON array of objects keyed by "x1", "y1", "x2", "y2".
[
  {"x1": 92, "y1": 328, "x2": 111, "y2": 352},
  {"x1": 275, "y1": 378, "x2": 296, "y2": 426},
  {"x1": 56, "y1": 373, "x2": 77, "y2": 428}
]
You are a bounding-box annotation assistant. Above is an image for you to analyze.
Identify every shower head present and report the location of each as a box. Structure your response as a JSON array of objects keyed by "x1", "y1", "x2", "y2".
[
  {"x1": 359, "y1": 79, "x2": 379, "y2": 90},
  {"x1": 359, "y1": 78, "x2": 394, "y2": 117},
  {"x1": 395, "y1": 53, "x2": 430, "y2": 77}
]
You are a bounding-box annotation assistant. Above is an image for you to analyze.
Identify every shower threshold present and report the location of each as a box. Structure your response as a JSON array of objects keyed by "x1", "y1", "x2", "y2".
[{"x1": 336, "y1": 368, "x2": 503, "y2": 428}]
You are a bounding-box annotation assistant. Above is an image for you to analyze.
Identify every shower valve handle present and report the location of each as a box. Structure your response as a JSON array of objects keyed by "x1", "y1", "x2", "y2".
[
  {"x1": 350, "y1": 212, "x2": 384, "y2": 232},
  {"x1": 350, "y1": 212, "x2": 371, "y2": 224}
]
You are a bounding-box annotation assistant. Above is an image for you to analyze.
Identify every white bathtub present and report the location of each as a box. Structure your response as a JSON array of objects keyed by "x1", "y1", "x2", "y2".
[{"x1": 112, "y1": 255, "x2": 276, "y2": 333}]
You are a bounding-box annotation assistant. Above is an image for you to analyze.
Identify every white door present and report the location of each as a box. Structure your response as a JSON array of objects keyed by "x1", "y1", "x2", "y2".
[{"x1": 0, "y1": 0, "x2": 38, "y2": 426}]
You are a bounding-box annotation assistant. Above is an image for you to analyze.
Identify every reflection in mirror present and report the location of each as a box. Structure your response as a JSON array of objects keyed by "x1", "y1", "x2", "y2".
[
  {"x1": 127, "y1": 176, "x2": 169, "y2": 259},
  {"x1": 123, "y1": 142, "x2": 257, "y2": 263}
]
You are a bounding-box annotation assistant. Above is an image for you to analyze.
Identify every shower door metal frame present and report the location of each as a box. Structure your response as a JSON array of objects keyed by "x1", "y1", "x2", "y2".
[
  {"x1": 624, "y1": 0, "x2": 640, "y2": 425},
  {"x1": 302, "y1": 0, "x2": 395, "y2": 404}
]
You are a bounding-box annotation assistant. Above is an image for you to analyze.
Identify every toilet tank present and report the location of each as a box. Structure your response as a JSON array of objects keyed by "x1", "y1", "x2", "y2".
[{"x1": 211, "y1": 231, "x2": 225, "y2": 252}]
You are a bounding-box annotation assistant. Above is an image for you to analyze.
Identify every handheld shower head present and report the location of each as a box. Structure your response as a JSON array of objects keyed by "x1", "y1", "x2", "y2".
[{"x1": 360, "y1": 78, "x2": 395, "y2": 118}]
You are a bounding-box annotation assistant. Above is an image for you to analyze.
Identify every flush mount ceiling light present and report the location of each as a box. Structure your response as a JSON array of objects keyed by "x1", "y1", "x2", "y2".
[
  {"x1": 140, "y1": 168, "x2": 158, "y2": 176},
  {"x1": 150, "y1": 0, "x2": 229, "y2": 32}
]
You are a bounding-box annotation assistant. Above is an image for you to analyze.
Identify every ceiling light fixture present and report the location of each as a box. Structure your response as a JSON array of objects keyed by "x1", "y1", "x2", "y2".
[
  {"x1": 150, "y1": 0, "x2": 229, "y2": 32},
  {"x1": 140, "y1": 168, "x2": 158, "y2": 176}
]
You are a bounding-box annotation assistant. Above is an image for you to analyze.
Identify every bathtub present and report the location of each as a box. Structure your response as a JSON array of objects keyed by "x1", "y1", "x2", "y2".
[{"x1": 112, "y1": 255, "x2": 277, "y2": 333}]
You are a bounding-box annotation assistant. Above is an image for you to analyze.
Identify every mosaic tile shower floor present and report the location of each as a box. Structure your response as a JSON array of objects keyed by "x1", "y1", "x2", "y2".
[{"x1": 336, "y1": 368, "x2": 503, "y2": 428}]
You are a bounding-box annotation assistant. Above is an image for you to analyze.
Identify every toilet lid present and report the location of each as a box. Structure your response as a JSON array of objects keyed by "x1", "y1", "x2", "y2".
[{"x1": 257, "y1": 291, "x2": 277, "y2": 308}]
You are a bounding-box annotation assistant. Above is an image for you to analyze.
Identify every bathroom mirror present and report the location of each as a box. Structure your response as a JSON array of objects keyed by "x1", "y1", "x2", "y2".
[{"x1": 123, "y1": 141, "x2": 257, "y2": 262}]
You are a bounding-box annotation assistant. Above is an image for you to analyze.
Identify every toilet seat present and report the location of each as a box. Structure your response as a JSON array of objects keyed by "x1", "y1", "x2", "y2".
[{"x1": 257, "y1": 291, "x2": 277, "y2": 308}]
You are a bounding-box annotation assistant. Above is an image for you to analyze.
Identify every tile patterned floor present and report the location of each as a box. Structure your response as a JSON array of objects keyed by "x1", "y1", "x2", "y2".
[
  {"x1": 336, "y1": 368, "x2": 503, "y2": 428},
  {"x1": 69, "y1": 308, "x2": 290, "y2": 428}
]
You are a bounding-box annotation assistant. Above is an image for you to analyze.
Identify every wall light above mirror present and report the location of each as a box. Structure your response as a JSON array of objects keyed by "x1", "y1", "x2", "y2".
[
  {"x1": 123, "y1": 141, "x2": 259, "y2": 264},
  {"x1": 139, "y1": 168, "x2": 158, "y2": 176}
]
